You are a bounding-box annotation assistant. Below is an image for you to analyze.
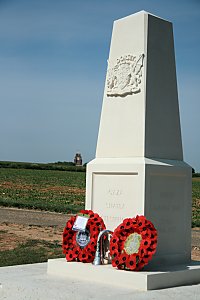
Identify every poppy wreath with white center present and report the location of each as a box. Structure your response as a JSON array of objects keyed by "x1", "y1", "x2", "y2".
[
  {"x1": 62, "y1": 210, "x2": 106, "y2": 263},
  {"x1": 110, "y1": 215, "x2": 157, "y2": 271}
]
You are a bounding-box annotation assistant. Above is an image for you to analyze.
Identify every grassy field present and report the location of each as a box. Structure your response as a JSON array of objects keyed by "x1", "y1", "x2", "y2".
[
  {"x1": 0, "y1": 238, "x2": 63, "y2": 267},
  {"x1": 0, "y1": 168, "x2": 85, "y2": 214},
  {"x1": 0, "y1": 168, "x2": 199, "y2": 225}
]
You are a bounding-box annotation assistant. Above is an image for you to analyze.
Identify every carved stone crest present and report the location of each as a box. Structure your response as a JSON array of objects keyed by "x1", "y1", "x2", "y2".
[{"x1": 106, "y1": 54, "x2": 144, "y2": 97}]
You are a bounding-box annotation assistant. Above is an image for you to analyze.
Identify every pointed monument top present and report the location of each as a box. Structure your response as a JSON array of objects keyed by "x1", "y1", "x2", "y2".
[{"x1": 115, "y1": 10, "x2": 171, "y2": 24}]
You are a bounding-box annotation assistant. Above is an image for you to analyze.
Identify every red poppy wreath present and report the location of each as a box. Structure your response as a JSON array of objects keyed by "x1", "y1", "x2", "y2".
[
  {"x1": 62, "y1": 210, "x2": 106, "y2": 263},
  {"x1": 110, "y1": 215, "x2": 157, "y2": 271}
]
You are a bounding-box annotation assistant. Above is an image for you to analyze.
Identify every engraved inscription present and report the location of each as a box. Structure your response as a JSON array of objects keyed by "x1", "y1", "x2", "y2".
[
  {"x1": 106, "y1": 54, "x2": 144, "y2": 97},
  {"x1": 92, "y1": 173, "x2": 139, "y2": 231},
  {"x1": 103, "y1": 215, "x2": 124, "y2": 223},
  {"x1": 108, "y1": 189, "x2": 122, "y2": 196},
  {"x1": 152, "y1": 203, "x2": 182, "y2": 212},
  {"x1": 148, "y1": 175, "x2": 188, "y2": 255},
  {"x1": 106, "y1": 202, "x2": 125, "y2": 209}
]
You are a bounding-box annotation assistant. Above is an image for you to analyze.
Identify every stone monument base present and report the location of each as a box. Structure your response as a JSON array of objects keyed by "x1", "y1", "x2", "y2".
[
  {"x1": 86, "y1": 158, "x2": 192, "y2": 267},
  {"x1": 47, "y1": 258, "x2": 200, "y2": 291}
]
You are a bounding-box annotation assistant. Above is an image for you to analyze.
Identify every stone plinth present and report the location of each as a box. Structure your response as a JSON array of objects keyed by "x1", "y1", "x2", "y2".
[
  {"x1": 47, "y1": 259, "x2": 200, "y2": 291},
  {"x1": 86, "y1": 158, "x2": 191, "y2": 267}
]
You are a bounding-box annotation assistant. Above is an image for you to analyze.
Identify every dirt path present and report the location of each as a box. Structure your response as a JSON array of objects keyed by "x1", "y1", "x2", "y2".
[
  {"x1": 0, "y1": 206, "x2": 70, "y2": 227},
  {"x1": 0, "y1": 206, "x2": 199, "y2": 260},
  {"x1": 0, "y1": 207, "x2": 71, "y2": 253}
]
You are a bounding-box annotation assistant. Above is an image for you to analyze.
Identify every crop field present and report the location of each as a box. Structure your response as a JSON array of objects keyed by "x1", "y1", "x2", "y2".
[
  {"x1": 0, "y1": 168, "x2": 86, "y2": 214},
  {"x1": 0, "y1": 168, "x2": 199, "y2": 226},
  {"x1": 192, "y1": 177, "x2": 200, "y2": 227}
]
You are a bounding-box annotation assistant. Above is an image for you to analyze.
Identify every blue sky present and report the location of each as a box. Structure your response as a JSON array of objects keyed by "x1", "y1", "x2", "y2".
[{"x1": 0, "y1": 0, "x2": 199, "y2": 171}]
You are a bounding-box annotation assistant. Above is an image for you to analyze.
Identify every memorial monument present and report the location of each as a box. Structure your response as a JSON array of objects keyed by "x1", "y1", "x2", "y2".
[
  {"x1": 48, "y1": 11, "x2": 200, "y2": 290},
  {"x1": 86, "y1": 10, "x2": 191, "y2": 268}
]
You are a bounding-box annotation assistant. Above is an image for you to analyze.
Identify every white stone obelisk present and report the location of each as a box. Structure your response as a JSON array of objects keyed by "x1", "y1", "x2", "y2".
[
  {"x1": 48, "y1": 11, "x2": 200, "y2": 290},
  {"x1": 85, "y1": 11, "x2": 192, "y2": 268}
]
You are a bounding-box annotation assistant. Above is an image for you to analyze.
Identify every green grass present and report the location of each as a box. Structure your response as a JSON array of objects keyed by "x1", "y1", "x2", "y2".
[
  {"x1": 0, "y1": 168, "x2": 85, "y2": 214},
  {"x1": 0, "y1": 239, "x2": 64, "y2": 267}
]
